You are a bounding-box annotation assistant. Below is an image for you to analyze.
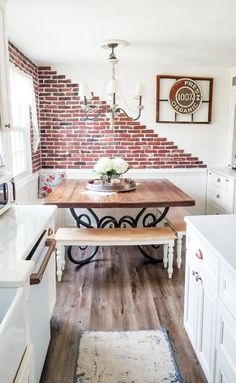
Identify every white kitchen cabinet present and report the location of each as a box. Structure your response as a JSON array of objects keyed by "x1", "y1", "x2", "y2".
[
  {"x1": 184, "y1": 215, "x2": 236, "y2": 383},
  {"x1": 197, "y1": 278, "x2": 217, "y2": 382},
  {"x1": 206, "y1": 168, "x2": 236, "y2": 214},
  {"x1": 14, "y1": 344, "x2": 34, "y2": 383},
  {"x1": 184, "y1": 258, "x2": 199, "y2": 348},
  {"x1": 214, "y1": 263, "x2": 236, "y2": 383},
  {"x1": 215, "y1": 301, "x2": 236, "y2": 383},
  {"x1": 184, "y1": 230, "x2": 218, "y2": 382}
]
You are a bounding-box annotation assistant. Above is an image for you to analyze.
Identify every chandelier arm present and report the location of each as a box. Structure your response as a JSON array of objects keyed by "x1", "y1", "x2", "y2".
[
  {"x1": 82, "y1": 106, "x2": 111, "y2": 121},
  {"x1": 116, "y1": 107, "x2": 142, "y2": 121}
]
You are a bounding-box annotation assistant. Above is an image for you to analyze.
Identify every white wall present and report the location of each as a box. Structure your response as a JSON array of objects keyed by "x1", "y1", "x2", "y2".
[
  {"x1": 14, "y1": 172, "x2": 39, "y2": 204},
  {"x1": 55, "y1": 62, "x2": 230, "y2": 168}
]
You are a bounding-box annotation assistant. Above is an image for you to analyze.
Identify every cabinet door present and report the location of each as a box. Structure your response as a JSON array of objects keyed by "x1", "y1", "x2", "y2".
[
  {"x1": 197, "y1": 278, "x2": 217, "y2": 383},
  {"x1": 14, "y1": 344, "x2": 34, "y2": 383},
  {"x1": 184, "y1": 259, "x2": 199, "y2": 350},
  {"x1": 215, "y1": 301, "x2": 236, "y2": 383}
]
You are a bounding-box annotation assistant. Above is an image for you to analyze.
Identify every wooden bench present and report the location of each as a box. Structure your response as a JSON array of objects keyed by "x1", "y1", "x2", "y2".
[
  {"x1": 55, "y1": 226, "x2": 176, "y2": 281},
  {"x1": 160, "y1": 207, "x2": 189, "y2": 269}
]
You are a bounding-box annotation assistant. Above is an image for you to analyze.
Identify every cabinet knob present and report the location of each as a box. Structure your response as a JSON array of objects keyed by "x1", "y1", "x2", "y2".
[
  {"x1": 216, "y1": 194, "x2": 220, "y2": 199},
  {"x1": 195, "y1": 273, "x2": 202, "y2": 282},
  {"x1": 4, "y1": 123, "x2": 10, "y2": 129},
  {"x1": 195, "y1": 249, "x2": 203, "y2": 260},
  {"x1": 217, "y1": 178, "x2": 221, "y2": 183}
]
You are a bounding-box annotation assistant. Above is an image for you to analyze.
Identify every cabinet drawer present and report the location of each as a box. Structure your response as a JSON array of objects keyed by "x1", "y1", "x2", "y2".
[
  {"x1": 209, "y1": 172, "x2": 230, "y2": 190},
  {"x1": 188, "y1": 233, "x2": 219, "y2": 291},
  {"x1": 220, "y1": 265, "x2": 236, "y2": 320},
  {"x1": 207, "y1": 201, "x2": 227, "y2": 215},
  {"x1": 210, "y1": 184, "x2": 227, "y2": 208}
]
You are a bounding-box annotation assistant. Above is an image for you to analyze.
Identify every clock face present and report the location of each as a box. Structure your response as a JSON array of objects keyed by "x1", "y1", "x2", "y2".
[{"x1": 169, "y1": 78, "x2": 202, "y2": 114}]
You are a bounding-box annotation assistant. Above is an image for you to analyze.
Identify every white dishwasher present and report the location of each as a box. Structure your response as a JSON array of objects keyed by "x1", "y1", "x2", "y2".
[
  {"x1": 0, "y1": 205, "x2": 57, "y2": 383},
  {"x1": 26, "y1": 225, "x2": 56, "y2": 383}
]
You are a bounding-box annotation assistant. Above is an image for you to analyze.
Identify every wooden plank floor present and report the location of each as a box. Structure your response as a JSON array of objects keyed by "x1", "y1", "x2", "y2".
[{"x1": 40, "y1": 245, "x2": 207, "y2": 383}]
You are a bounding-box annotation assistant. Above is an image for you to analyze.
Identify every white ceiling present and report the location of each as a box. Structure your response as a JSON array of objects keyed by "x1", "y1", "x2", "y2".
[{"x1": 5, "y1": 0, "x2": 236, "y2": 67}]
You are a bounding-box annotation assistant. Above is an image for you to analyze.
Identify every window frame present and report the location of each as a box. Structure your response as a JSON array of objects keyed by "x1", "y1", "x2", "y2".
[{"x1": 9, "y1": 64, "x2": 34, "y2": 181}]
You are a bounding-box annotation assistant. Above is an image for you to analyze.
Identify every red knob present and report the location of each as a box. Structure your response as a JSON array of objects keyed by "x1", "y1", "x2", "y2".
[
  {"x1": 195, "y1": 249, "x2": 203, "y2": 260},
  {"x1": 48, "y1": 227, "x2": 54, "y2": 236}
]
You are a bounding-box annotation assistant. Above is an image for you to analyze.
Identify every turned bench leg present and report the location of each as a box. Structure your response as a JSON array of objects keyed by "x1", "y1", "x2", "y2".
[
  {"x1": 56, "y1": 246, "x2": 63, "y2": 282},
  {"x1": 163, "y1": 244, "x2": 168, "y2": 268},
  {"x1": 167, "y1": 240, "x2": 175, "y2": 279},
  {"x1": 177, "y1": 234, "x2": 184, "y2": 269},
  {"x1": 61, "y1": 247, "x2": 66, "y2": 270}
]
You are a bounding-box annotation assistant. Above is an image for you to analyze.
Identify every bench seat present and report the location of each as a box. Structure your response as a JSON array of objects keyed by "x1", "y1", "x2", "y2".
[{"x1": 55, "y1": 226, "x2": 176, "y2": 281}]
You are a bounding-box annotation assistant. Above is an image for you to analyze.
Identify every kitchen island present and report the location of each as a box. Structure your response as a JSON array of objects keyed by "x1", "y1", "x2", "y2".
[{"x1": 184, "y1": 214, "x2": 236, "y2": 383}]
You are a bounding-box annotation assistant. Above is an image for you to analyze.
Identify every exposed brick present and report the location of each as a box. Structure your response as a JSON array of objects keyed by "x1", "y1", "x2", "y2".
[{"x1": 9, "y1": 41, "x2": 206, "y2": 171}]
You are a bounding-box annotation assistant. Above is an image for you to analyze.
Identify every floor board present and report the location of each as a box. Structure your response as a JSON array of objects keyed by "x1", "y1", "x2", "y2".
[{"x1": 40, "y1": 245, "x2": 207, "y2": 383}]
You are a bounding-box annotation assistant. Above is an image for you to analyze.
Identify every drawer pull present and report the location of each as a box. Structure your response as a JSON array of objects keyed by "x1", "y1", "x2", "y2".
[
  {"x1": 195, "y1": 273, "x2": 202, "y2": 282},
  {"x1": 217, "y1": 178, "x2": 221, "y2": 183},
  {"x1": 195, "y1": 249, "x2": 203, "y2": 260},
  {"x1": 216, "y1": 194, "x2": 220, "y2": 199},
  {"x1": 30, "y1": 239, "x2": 56, "y2": 285}
]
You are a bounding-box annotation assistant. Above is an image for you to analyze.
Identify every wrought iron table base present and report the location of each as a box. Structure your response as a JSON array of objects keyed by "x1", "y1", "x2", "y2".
[{"x1": 67, "y1": 207, "x2": 169, "y2": 266}]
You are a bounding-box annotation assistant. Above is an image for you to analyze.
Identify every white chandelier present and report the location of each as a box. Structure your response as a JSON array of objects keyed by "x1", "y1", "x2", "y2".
[{"x1": 78, "y1": 39, "x2": 144, "y2": 126}]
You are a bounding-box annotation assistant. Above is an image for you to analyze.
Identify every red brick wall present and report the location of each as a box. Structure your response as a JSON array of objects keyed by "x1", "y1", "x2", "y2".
[
  {"x1": 8, "y1": 42, "x2": 206, "y2": 171},
  {"x1": 8, "y1": 42, "x2": 41, "y2": 172},
  {"x1": 38, "y1": 66, "x2": 206, "y2": 169}
]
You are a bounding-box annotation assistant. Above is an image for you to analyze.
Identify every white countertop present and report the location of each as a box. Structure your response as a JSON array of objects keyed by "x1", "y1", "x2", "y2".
[
  {"x1": 185, "y1": 214, "x2": 236, "y2": 273},
  {"x1": 208, "y1": 167, "x2": 236, "y2": 179},
  {"x1": 0, "y1": 205, "x2": 57, "y2": 286}
]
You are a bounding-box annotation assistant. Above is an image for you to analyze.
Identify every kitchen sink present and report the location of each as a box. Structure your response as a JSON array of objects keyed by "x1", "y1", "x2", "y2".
[{"x1": 0, "y1": 287, "x2": 27, "y2": 383}]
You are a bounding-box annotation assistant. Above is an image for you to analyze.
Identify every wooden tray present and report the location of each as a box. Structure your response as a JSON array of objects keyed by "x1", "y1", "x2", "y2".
[{"x1": 86, "y1": 178, "x2": 136, "y2": 192}]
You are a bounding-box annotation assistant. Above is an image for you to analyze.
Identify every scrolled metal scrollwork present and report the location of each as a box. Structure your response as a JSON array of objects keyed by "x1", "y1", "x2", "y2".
[{"x1": 67, "y1": 206, "x2": 169, "y2": 265}]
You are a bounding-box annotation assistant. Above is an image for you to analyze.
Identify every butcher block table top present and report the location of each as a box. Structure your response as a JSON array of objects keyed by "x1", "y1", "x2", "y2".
[{"x1": 45, "y1": 179, "x2": 195, "y2": 209}]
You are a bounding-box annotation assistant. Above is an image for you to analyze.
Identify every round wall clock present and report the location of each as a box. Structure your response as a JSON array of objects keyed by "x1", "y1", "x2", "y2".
[{"x1": 169, "y1": 78, "x2": 202, "y2": 114}]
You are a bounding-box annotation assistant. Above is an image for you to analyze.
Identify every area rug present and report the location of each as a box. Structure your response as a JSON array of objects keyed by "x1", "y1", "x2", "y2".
[{"x1": 74, "y1": 328, "x2": 181, "y2": 383}]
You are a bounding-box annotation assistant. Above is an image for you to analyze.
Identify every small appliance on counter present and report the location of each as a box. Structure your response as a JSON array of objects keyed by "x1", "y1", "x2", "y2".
[{"x1": 0, "y1": 173, "x2": 15, "y2": 216}]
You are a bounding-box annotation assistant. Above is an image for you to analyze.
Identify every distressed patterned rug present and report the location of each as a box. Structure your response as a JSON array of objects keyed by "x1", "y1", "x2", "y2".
[{"x1": 74, "y1": 328, "x2": 181, "y2": 383}]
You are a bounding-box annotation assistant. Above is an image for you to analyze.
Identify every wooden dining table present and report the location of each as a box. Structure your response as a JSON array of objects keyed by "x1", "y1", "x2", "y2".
[{"x1": 45, "y1": 178, "x2": 195, "y2": 264}]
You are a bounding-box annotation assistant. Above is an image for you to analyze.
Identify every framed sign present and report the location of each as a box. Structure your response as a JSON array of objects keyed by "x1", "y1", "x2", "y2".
[{"x1": 156, "y1": 75, "x2": 213, "y2": 124}]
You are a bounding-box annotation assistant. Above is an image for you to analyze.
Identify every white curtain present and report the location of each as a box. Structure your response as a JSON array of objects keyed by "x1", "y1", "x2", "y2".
[{"x1": 9, "y1": 64, "x2": 40, "y2": 152}]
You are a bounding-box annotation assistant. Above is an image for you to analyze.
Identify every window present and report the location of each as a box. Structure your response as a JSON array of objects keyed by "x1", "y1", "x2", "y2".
[{"x1": 9, "y1": 65, "x2": 39, "y2": 179}]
